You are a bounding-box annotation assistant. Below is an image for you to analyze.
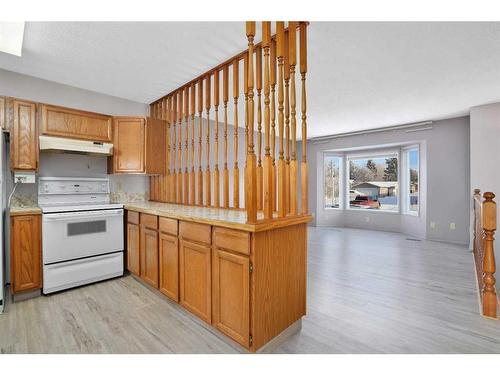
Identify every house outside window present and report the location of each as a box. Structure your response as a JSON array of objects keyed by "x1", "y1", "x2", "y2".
[{"x1": 347, "y1": 153, "x2": 399, "y2": 212}]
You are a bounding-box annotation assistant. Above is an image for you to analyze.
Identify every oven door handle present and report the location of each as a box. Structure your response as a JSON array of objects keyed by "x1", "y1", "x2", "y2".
[{"x1": 43, "y1": 209, "x2": 123, "y2": 221}]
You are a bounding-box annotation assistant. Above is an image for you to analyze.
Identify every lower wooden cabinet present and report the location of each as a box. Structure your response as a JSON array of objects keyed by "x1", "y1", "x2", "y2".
[
  {"x1": 126, "y1": 222, "x2": 140, "y2": 276},
  {"x1": 179, "y1": 239, "x2": 212, "y2": 323},
  {"x1": 140, "y1": 226, "x2": 159, "y2": 288},
  {"x1": 159, "y1": 232, "x2": 179, "y2": 301},
  {"x1": 10, "y1": 214, "x2": 42, "y2": 294},
  {"x1": 212, "y1": 249, "x2": 250, "y2": 348}
]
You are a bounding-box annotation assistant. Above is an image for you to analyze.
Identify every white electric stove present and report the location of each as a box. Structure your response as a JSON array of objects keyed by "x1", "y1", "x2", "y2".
[{"x1": 38, "y1": 177, "x2": 124, "y2": 294}]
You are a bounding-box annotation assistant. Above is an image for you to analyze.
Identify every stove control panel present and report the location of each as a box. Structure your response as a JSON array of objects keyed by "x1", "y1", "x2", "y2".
[{"x1": 38, "y1": 178, "x2": 110, "y2": 195}]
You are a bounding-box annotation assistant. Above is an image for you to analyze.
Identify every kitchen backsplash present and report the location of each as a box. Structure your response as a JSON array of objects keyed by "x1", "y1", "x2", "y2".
[{"x1": 9, "y1": 153, "x2": 149, "y2": 205}]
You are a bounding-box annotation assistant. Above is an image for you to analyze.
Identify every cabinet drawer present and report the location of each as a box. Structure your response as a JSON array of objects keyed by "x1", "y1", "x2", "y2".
[
  {"x1": 159, "y1": 217, "x2": 178, "y2": 236},
  {"x1": 179, "y1": 221, "x2": 211, "y2": 245},
  {"x1": 140, "y1": 213, "x2": 158, "y2": 230},
  {"x1": 213, "y1": 227, "x2": 250, "y2": 255},
  {"x1": 127, "y1": 210, "x2": 139, "y2": 224}
]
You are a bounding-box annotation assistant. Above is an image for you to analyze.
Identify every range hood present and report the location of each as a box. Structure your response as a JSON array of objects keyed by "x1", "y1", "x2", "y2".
[{"x1": 39, "y1": 135, "x2": 113, "y2": 155}]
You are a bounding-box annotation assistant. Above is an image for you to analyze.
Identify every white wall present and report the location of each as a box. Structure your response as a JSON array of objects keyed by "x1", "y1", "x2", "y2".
[
  {"x1": 301, "y1": 116, "x2": 470, "y2": 245},
  {"x1": 470, "y1": 102, "x2": 500, "y2": 253}
]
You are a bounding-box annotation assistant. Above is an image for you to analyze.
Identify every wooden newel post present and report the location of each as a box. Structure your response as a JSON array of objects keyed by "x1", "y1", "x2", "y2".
[
  {"x1": 246, "y1": 21, "x2": 257, "y2": 223},
  {"x1": 482, "y1": 192, "x2": 497, "y2": 318}
]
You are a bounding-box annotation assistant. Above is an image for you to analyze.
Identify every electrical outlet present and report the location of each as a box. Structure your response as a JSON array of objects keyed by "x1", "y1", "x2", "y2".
[
  {"x1": 14, "y1": 172, "x2": 36, "y2": 184},
  {"x1": 430, "y1": 221, "x2": 436, "y2": 229},
  {"x1": 450, "y1": 222, "x2": 456, "y2": 230}
]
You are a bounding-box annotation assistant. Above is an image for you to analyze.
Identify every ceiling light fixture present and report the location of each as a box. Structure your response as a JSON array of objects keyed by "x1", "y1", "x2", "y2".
[{"x1": 0, "y1": 22, "x2": 25, "y2": 56}]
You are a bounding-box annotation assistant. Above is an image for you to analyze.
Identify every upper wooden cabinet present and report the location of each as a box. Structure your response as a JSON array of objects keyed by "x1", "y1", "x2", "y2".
[
  {"x1": 109, "y1": 117, "x2": 167, "y2": 175},
  {"x1": 10, "y1": 214, "x2": 42, "y2": 294},
  {"x1": 111, "y1": 117, "x2": 145, "y2": 173},
  {"x1": 9, "y1": 99, "x2": 38, "y2": 171},
  {"x1": 40, "y1": 104, "x2": 112, "y2": 142}
]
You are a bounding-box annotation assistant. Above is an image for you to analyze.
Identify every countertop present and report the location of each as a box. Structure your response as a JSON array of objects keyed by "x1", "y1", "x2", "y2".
[
  {"x1": 123, "y1": 201, "x2": 312, "y2": 232},
  {"x1": 9, "y1": 204, "x2": 42, "y2": 216}
]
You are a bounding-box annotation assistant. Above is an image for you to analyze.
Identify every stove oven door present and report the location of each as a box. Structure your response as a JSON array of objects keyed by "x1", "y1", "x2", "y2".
[{"x1": 42, "y1": 209, "x2": 124, "y2": 264}]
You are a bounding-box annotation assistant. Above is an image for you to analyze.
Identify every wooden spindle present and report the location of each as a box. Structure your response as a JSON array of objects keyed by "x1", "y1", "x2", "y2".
[
  {"x1": 184, "y1": 86, "x2": 189, "y2": 204},
  {"x1": 205, "y1": 73, "x2": 212, "y2": 207},
  {"x1": 284, "y1": 29, "x2": 291, "y2": 214},
  {"x1": 177, "y1": 90, "x2": 183, "y2": 204},
  {"x1": 197, "y1": 78, "x2": 204, "y2": 206},
  {"x1": 214, "y1": 69, "x2": 220, "y2": 208},
  {"x1": 270, "y1": 38, "x2": 277, "y2": 212},
  {"x1": 482, "y1": 192, "x2": 497, "y2": 318},
  {"x1": 244, "y1": 53, "x2": 249, "y2": 167},
  {"x1": 190, "y1": 83, "x2": 196, "y2": 205},
  {"x1": 289, "y1": 21, "x2": 298, "y2": 215},
  {"x1": 233, "y1": 59, "x2": 240, "y2": 209},
  {"x1": 172, "y1": 93, "x2": 177, "y2": 203},
  {"x1": 165, "y1": 95, "x2": 171, "y2": 202},
  {"x1": 276, "y1": 21, "x2": 286, "y2": 218},
  {"x1": 256, "y1": 44, "x2": 263, "y2": 212},
  {"x1": 262, "y1": 21, "x2": 273, "y2": 220},
  {"x1": 223, "y1": 65, "x2": 230, "y2": 208},
  {"x1": 246, "y1": 21, "x2": 257, "y2": 223},
  {"x1": 300, "y1": 22, "x2": 308, "y2": 214}
]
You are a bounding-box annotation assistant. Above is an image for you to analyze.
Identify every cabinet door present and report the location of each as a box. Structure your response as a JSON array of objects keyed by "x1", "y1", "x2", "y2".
[
  {"x1": 140, "y1": 226, "x2": 159, "y2": 288},
  {"x1": 112, "y1": 117, "x2": 145, "y2": 173},
  {"x1": 40, "y1": 104, "x2": 112, "y2": 142},
  {"x1": 179, "y1": 240, "x2": 212, "y2": 323},
  {"x1": 159, "y1": 232, "x2": 179, "y2": 301},
  {"x1": 10, "y1": 99, "x2": 38, "y2": 170},
  {"x1": 146, "y1": 117, "x2": 167, "y2": 175},
  {"x1": 213, "y1": 249, "x2": 250, "y2": 348},
  {"x1": 127, "y1": 223, "x2": 140, "y2": 276},
  {"x1": 11, "y1": 215, "x2": 42, "y2": 293}
]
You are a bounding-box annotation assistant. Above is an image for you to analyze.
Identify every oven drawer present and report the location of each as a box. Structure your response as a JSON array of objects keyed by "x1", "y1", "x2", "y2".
[
  {"x1": 43, "y1": 252, "x2": 123, "y2": 294},
  {"x1": 42, "y1": 209, "x2": 124, "y2": 264}
]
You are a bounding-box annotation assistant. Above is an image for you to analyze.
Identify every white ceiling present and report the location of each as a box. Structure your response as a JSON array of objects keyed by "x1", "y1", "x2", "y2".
[{"x1": 1, "y1": 22, "x2": 500, "y2": 138}]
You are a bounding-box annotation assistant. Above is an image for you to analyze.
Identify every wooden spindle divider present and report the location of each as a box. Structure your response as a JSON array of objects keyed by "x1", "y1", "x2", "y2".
[
  {"x1": 172, "y1": 93, "x2": 177, "y2": 203},
  {"x1": 256, "y1": 45, "x2": 263, "y2": 211},
  {"x1": 246, "y1": 21, "x2": 257, "y2": 223},
  {"x1": 183, "y1": 86, "x2": 190, "y2": 204},
  {"x1": 262, "y1": 21, "x2": 273, "y2": 220},
  {"x1": 147, "y1": 22, "x2": 309, "y2": 224},
  {"x1": 276, "y1": 21, "x2": 286, "y2": 218},
  {"x1": 300, "y1": 22, "x2": 308, "y2": 214},
  {"x1": 197, "y1": 78, "x2": 204, "y2": 206},
  {"x1": 284, "y1": 29, "x2": 291, "y2": 215},
  {"x1": 190, "y1": 83, "x2": 196, "y2": 205},
  {"x1": 223, "y1": 65, "x2": 230, "y2": 208},
  {"x1": 214, "y1": 69, "x2": 220, "y2": 208},
  {"x1": 177, "y1": 90, "x2": 183, "y2": 204},
  {"x1": 205, "y1": 73, "x2": 212, "y2": 207},
  {"x1": 270, "y1": 38, "x2": 277, "y2": 212},
  {"x1": 233, "y1": 59, "x2": 240, "y2": 209},
  {"x1": 289, "y1": 22, "x2": 298, "y2": 215}
]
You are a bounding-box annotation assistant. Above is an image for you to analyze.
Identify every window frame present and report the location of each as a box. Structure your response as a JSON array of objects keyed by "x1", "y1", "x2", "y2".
[
  {"x1": 323, "y1": 153, "x2": 343, "y2": 210},
  {"x1": 402, "y1": 145, "x2": 420, "y2": 216},
  {"x1": 346, "y1": 149, "x2": 401, "y2": 214}
]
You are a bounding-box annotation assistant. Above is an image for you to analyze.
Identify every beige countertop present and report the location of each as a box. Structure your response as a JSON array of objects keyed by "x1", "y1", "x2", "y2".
[
  {"x1": 123, "y1": 201, "x2": 312, "y2": 232},
  {"x1": 9, "y1": 204, "x2": 42, "y2": 216}
]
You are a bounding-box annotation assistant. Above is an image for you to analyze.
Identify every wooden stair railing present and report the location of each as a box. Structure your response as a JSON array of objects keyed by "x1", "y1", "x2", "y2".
[{"x1": 473, "y1": 189, "x2": 498, "y2": 319}]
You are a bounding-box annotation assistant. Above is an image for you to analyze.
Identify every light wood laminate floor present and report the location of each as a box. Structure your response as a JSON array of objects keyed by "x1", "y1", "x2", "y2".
[{"x1": 1, "y1": 227, "x2": 499, "y2": 353}]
